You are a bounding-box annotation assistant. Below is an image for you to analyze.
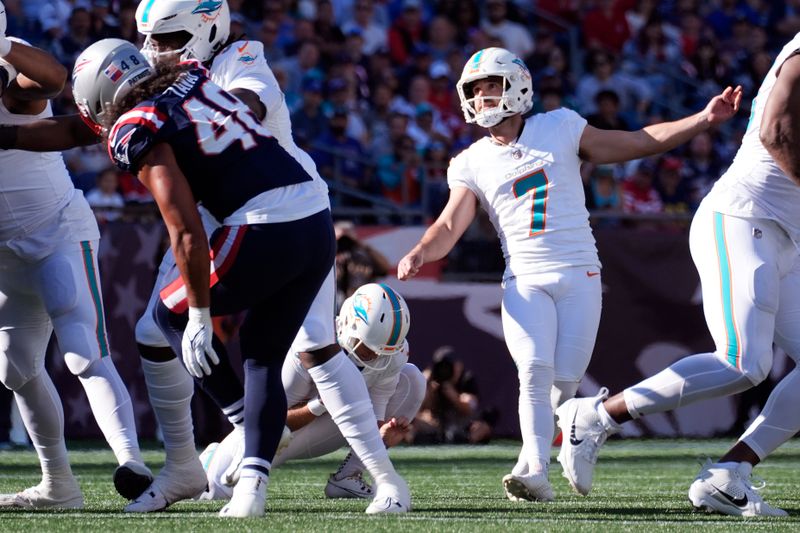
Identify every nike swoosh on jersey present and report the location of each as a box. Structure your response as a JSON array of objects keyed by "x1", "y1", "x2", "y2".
[
  {"x1": 586, "y1": 271, "x2": 600, "y2": 277},
  {"x1": 569, "y1": 412, "x2": 583, "y2": 445},
  {"x1": 711, "y1": 483, "x2": 748, "y2": 507},
  {"x1": 237, "y1": 43, "x2": 248, "y2": 53}
]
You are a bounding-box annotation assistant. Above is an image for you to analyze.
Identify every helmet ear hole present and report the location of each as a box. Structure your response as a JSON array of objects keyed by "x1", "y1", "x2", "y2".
[{"x1": 209, "y1": 25, "x2": 217, "y2": 45}]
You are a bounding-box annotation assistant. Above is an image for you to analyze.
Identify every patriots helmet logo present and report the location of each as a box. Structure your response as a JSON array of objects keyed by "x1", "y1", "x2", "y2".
[
  {"x1": 192, "y1": 0, "x2": 223, "y2": 20},
  {"x1": 352, "y1": 293, "x2": 371, "y2": 325}
]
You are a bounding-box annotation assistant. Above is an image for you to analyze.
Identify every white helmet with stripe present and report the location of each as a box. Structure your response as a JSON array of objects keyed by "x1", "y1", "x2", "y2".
[
  {"x1": 337, "y1": 283, "x2": 411, "y2": 371},
  {"x1": 456, "y1": 47, "x2": 532, "y2": 128},
  {"x1": 72, "y1": 38, "x2": 154, "y2": 132},
  {"x1": 136, "y1": 0, "x2": 231, "y2": 64}
]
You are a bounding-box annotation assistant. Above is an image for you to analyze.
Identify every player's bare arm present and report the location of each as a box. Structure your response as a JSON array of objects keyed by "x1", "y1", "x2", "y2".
[
  {"x1": 0, "y1": 114, "x2": 100, "y2": 151},
  {"x1": 138, "y1": 142, "x2": 210, "y2": 309},
  {"x1": 285, "y1": 403, "x2": 320, "y2": 431},
  {"x1": 397, "y1": 186, "x2": 478, "y2": 280},
  {"x1": 578, "y1": 85, "x2": 743, "y2": 164},
  {"x1": 1, "y1": 41, "x2": 66, "y2": 116},
  {"x1": 230, "y1": 88, "x2": 266, "y2": 121},
  {"x1": 760, "y1": 53, "x2": 800, "y2": 185}
]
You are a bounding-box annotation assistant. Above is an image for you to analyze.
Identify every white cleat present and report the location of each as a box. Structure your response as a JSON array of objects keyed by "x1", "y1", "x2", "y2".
[
  {"x1": 325, "y1": 472, "x2": 373, "y2": 499},
  {"x1": 555, "y1": 387, "x2": 611, "y2": 496},
  {"x1": 688, "y1": 461, "x2": 788, "y2": 517},
  {"x1": 502, "y1": 473, "x2": 555, "y2": 502},
  {"x1": 219, "y1": 471, "x2": 268, "y2": 518},
  {"x1": 365, "y1": 476, "x2": 410, "y2": 514},
  {"x1": 220, "y1": 427, "x2": 245, "y2": 487},
  {"x1": 113, "y1": 461, "x2": 153, "y2": 500},
  {"x1": 124, "y1": 459, "x2": 208, "y2": 513},
  {"x1": 0, "y1": 479, "x2": 84, "y2": 509}
]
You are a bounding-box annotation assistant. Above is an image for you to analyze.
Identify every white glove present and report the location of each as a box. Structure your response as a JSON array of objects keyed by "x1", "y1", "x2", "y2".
[
  {"x1": 0, "y1": 2, "x2": 11, "y2": 57},
  {"x1": 182, "y1": 307, "x2": 219, "y2": 378}
]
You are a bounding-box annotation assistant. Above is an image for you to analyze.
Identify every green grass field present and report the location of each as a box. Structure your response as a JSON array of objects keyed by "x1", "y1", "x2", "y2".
[{"x1": 0, "y1": 439, "x2": 798, "y2": 532}]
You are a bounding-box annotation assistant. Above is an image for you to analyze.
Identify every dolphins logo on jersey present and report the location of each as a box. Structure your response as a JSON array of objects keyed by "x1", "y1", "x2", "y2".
[
  {"x1": 192, "y1": 0, "x2": 223, "y2": 21},
  {"x1": 352, "y1": 293, "x2": 371, "y2": 325},
  {"x1": 238, "y1": 53, "x2": 257, "y2": 65}
]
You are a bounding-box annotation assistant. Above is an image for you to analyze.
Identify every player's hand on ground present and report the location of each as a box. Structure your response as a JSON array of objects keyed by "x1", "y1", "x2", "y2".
[
  {"x1": 705, "y1": 85, "x2": 743, "y2": 125},
  {"x1": 182, "y1": 307, "x2": 220, "y2": 378},
  {"x1": 380, "y1": 416, "x2": 411, "y2": 447},
  {"x1": 397, "y1": 250, "x2": 423, "y2": 280}
]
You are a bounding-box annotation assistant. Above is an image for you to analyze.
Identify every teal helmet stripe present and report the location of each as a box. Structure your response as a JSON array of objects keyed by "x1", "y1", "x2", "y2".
[
  {"x1": 141, "y1": 0, "x2": 157, "y2": 23},
  {"x1": 378, "y1": 283, "x2": 403, "y2": 347}
]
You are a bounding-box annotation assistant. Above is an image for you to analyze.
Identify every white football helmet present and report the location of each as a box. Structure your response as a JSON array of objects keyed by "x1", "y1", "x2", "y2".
[
  {"x1": 456, "y1": 47, "x2": 533, "y2": 128},
  {"x1": 136, "y1": 0, "x2": 231, "y2": 64},
  {"x1": 72, "y1": 38, "x2": 154, "y2": 132},
  {"x1": 337, "y1": 283, "x2": 411, "y2": 372}
]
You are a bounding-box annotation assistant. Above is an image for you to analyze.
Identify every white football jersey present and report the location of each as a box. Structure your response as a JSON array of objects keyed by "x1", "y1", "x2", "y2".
[
  {"x1": 448, "y1": 109, "x2": 600, "y2": 281},
  {"x1": 350, "y1": 345, "x2": 410, "y2": 422},
  {"x1": 209, "y1": 40, "x2": 329, "y2": 212},
  {"x1": 705, "y1": 32, "x2": 800, "y2": 243}
]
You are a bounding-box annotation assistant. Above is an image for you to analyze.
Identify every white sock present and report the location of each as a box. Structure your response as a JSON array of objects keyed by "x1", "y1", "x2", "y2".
[
  {"x1": 141, "y1": 357, "x2": 196, "y2": 466},
  {"x1": 741, "y1": 367, "x2": 800, "y2": 460},
  {"x1": 307, "y1": 352, "x2": 399, "y2": 485},
  {"x1": 597, "y1": 402, "x2": 623, "y2": 433},
  {"x1": 518, "y1": 364, "x2": 554, "y2": 476},
  {"x1": 622, "y1": 353, "x2": 753, "y2": 418},
  {"x1": 14, "y1": 373, "x2": 73, "y2": 484},
  {"x1": 78, "y1": 357, "x2": 143, "y2": 465}
]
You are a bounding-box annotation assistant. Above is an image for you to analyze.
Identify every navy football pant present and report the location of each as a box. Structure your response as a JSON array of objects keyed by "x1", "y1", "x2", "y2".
[{"x1": 156, "y1": 209, "x2": 335, "y2": 465}]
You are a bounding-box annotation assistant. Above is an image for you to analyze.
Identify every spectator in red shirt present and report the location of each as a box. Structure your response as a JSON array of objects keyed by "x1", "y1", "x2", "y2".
[
  {"x1": 388, "y1": 0, "x2": 426, "y2": 67},
  {"x1": 622, "y1": 159, "x2": 663, "y2": 215},
  {"x1": 583, "y1": 0, "x2": 632, "y2": 54}
]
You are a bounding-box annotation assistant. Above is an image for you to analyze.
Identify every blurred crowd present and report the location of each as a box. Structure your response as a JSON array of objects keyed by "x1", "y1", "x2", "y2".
[{"x1": 3, "y1": 0, "x2": 794, "y2": 223}]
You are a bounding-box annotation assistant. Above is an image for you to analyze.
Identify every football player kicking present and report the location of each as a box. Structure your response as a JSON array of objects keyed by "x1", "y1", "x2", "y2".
[
  {"x1": 0, "y1": 0, "x2": 411, "y2": 515},
  {"x1": 0, "y1": 3, "x2": 151, "y2": 509},
  {"x1": 557, "y1": 33, "x2": 800, "y2": 518},
  {"x1": 398, "y1": 47, "x2": 742, "y2": 502},
  {"x1": 199, "y1": 283, "x2": 425, "y2": 502},
  {"x1": 71, "y1": 38, "x2": 334, "y2": 517}
]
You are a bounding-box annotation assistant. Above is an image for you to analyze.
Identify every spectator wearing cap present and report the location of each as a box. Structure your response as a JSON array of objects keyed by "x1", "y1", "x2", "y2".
[
  {"x1": 582, "y1": 0, "x2": 632, "y2": 54},
  {"x1": 407, "y1": 102, "x2": 450, "y2": 152},
  {"x1": 258, "y1": 18, "x2": 286, "y2": 64},
  {"x1": 322, "y1": 77, "x2": 368, "y2": 143},
  {"x1": 341, "y1": 0, "x2": 388, "y2": 56},
  {"x1": 49, "y1": 6, "x2": 93, "y2": 68},
  {"x1": 655, "y1": 156, "x2": 693, "y2": 216},
  {"x1": 422, "y1": 140, "x2": 450, "y2": 216},
  {"x1": 291, "y1": 77, "x2": 328, "y2": 151},
  {"x1": 480, "y1": 0, "x2": 534, "y2": 60},
  {"x1": 622, "y1": 158, "x2": 663, "y2": 219},
  {"x1": 363, "y1": 83, "x2": 396, "y2": 158},
  {"x1": 311, "y1": 108, "x2": 375, "y2": 206},
  {"x1": 314, "y1": 0, "x2": 346, "y2": 68},
  {"x1": 388, "y1": 0, "x2": 426, "y2": 66},
  {"x1": 428, "y1": 60, "x2": 453, "y2": 116},
  {"x1": 376, "y1": 134, "x2": 422, "y2": 206}
]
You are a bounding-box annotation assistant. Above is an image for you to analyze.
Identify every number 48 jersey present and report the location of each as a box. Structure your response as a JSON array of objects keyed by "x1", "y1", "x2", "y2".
[
  {"x1": 448, "y1": 108, "x2": 600, "y2": 281},
  {"x1": 108, "y1": 68, "x2": 321, "y2": 224}
]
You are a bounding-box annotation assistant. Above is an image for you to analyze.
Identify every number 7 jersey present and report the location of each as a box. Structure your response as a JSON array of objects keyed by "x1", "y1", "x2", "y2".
[{"x1": 448, "y1": 108, "x2": 600, "y2": 281}]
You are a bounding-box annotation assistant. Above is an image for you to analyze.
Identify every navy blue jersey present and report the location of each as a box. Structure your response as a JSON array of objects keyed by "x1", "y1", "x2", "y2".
[{"x1": 107, "y1": 69, "x2": 312, "y2": 222}]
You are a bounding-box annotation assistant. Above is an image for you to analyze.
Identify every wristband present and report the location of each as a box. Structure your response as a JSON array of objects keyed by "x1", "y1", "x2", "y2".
[
  {"x1": 307, "y1": 398, "x2": 327, "y2": 416},
  {"x1": 188, "y1": 306, "x2": 211, "y2": 322}
]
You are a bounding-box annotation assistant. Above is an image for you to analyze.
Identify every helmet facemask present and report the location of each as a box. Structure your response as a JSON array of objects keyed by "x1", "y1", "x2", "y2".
[{"x1": 459, "y1": 76, "x2": 516, "y2": 128}]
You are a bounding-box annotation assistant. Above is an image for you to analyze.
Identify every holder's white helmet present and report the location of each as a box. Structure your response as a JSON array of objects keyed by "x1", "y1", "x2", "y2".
[
  {"x1": 72, "y1": 38, "x2": 154, "y2": 132},
  {"x1": 456, "y1": 47, "x2": 532, "y2": 128},
  {"x1": 337, "y1": 283, "x2": 411, "y2": 371},
  {"x1": 136, "y1": 0, "x2": 230, "y2": 64}
]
